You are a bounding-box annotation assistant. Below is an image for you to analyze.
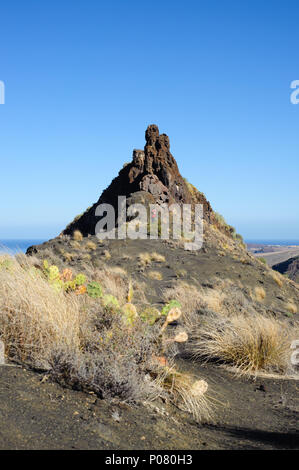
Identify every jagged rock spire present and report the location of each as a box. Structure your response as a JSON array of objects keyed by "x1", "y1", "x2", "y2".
[{"x1": 62, "y1": 125, "x2": 214, "y2": 236}]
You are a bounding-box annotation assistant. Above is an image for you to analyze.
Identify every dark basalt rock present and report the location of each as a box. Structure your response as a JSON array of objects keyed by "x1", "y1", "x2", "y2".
[
  {"x1": 273, "y1": 256, "x2": 299, "y2": 282},
  {"x1": 62, "y1": 124, "x2": 215, "y2": 237}
]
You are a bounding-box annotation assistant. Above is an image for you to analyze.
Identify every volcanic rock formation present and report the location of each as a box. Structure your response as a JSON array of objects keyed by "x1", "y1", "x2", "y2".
[
  {"x1": 273, "y1": 256, "x2": 299, "y2": 282},
  {"x1": 63, "y1": 125, "x2": 215, "y2": 237}
]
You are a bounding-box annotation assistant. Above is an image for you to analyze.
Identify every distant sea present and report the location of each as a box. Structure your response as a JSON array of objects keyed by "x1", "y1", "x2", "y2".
[
  {"x1": 0, "y1": 240, "x2": 46, "y2": 254},
  {"x1": 1, "y1": 238, "x2": 299, "y2": 254},
  {"x1": 246, "y1": 239, "x2": 299, "y2": 246}
]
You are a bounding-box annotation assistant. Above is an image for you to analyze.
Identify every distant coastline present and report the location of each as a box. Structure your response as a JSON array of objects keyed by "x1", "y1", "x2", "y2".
[{"x1": 246, "y1": 240, "x2": 299, "y2": 246}]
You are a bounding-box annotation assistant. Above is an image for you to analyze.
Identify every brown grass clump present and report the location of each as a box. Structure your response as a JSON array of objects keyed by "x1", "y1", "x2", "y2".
[
  {"x1": 254, "y1": 286, "x2": 266, "y2": 302},
  {"x1": 286, "y1": 302, "x2": 297, "y2": 314},
  {"x1": 147, "y1": 270, "x2": 163, "y2": 280},
  {"x1": 150, "y1": 252, "x2": 166, "y2": 263},
  {"x1": 73, "y1": 230, "x2": 83, "y2": 242},
  {"x1": 70, "y1": 240, "x2": 81, "y2": 250},
  {"x1": 270, "y1": 271, "x2": 284, "y2": 287},
  {"x1": 102, "y1": 250, "x2": 111, "y2": 260},
  {"x1": 156, "y1": 366, "x2": 211, "y2": 422},
  {"x1": 64, "y1": 252, "x2": 75, "y2": 262},
  {"x1": 85, "y1": 241, "x2": 97, "y2": 251},
  {"x1": 138, "y1": 252, "x2": 166, "y2": 268},
  {"x1": 138, "y1": 252, "x2": 152, "y2": 267},
  {"x1": 189, "y1": 312, "x2": 293, "y2": 377},
  {"x1": 109, "y1": 266, "x2": 127, "y2": 276}
]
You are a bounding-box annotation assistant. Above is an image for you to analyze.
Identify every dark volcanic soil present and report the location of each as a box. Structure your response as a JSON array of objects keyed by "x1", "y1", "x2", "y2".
[{"x1": 0, "y1": 361, "x2": 298, "y2": 450}]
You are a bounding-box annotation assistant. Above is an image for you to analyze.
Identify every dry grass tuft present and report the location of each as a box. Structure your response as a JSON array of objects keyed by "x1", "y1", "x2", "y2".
[
  {"x1": 150, "y1": 252, "x2": 166, "y2": 263},
  {"x1": 138, "y1": 252, "x2": 166, "y2": 267},
  {"x1": 270, "y1": 271, "x2": 284, "y2": 287},
  {"x1": 189, "y1": 312, "x2": 293, "y2": 377},
  {"x1": 109, "y1": 266, "x2": 127, "y2": 276},
  {"x1": 286, "y1": 301, "x2": 297, "y2": 314},
  {"x1": 147, "y1": 270, "x2": 163, "y2": 280},
  {"x1": 254, "y1": 286, "x2": 266, "y2": 302},
  {"x1": 70, "y1": 240, "x2": 81, "y2": 250},
  {"x1": 102, "y1": 250, "x2": 111, "y2": 260},
  {"x1": 157, "y1": 366, "x2": 212, "y2": 422},
  {"x1": 73, "y1": 230, "x2": 83, "y2": 242},
  {"x1": 138, "y1": 252, "x2": 152, "y2": 267},
  {"x1": 64, "y1": 252, "x2": 76, "y2": 262},
  {"x1": 85, "y1": 241, "x2": 97, "y2": 251}
]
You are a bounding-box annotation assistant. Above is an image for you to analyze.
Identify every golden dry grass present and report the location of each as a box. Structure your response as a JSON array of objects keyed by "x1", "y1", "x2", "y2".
[
  {"x1": 109, "y1": 266, "x2": 127, "y2": 276},
  {"x1": 189, "y1": 312, "x2": 293, "y2": 377},
  {"x1": 85, "y1": 241, "x2": 97, "y2": 251},
  {"x1": 150, "y1": 252, "x2": 166, "y2": 263},
  {"x1": 0, "y1": 255, "x2": 81, "y2": 368},
  {"x1": 254, "y1": 286, "x2": 266, "y2": 302},
  {"x1": 147, "y1": 270, "x2": 163, "y2": 280},
  {"x1": 70, "y1": 240, "x2": 81, "y2": 249},
  {"x1": 73, "y1": 230, "x2": 83, "y2": 242},
  {"x1": 270, "y1": 271, "x2": 284, "y2": 287},
  {"x1": 138, "y1": 252, "x2": 152, "y2": 267},
  {"x1": 138, "y1": 252, "x2": 166, "y2": 267},
  {"x1": 102, "y1": 250, "x2": 111, "y2": 260},
  {"x1": 154, "y1": 364, "x2": 211, "y2": 422},
  {"x1": 286, "y1": 301, "x2": 297, "y2": 314}
]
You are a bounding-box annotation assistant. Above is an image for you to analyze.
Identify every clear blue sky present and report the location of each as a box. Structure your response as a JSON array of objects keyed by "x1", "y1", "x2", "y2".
[{"x1": 0, "y1": 0, "x2": 298, "y2": 240}]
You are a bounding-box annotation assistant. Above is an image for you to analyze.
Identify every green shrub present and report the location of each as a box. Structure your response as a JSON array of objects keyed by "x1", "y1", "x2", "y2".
[
  {"x1": 102, "y1": 294, "x2": 119, "y2": 309},
  {"x1": 87, "y1": 281, "x2": 103, "y2": 299},
  {"x1": 161, "y1": 299, "x2": 182, "y2": 317}
]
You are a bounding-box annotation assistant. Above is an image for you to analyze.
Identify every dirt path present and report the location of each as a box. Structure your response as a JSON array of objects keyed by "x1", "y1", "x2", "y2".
[{"x1": 0, "y1": 362, "x2": 298, "y2": 450}]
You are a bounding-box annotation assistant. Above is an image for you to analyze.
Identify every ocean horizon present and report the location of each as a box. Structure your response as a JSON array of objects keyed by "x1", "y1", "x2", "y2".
[
  {"x1": 0, "y1": 239, "x2": 47, "y2": 254},
  {"x1": 1, "y1": 238, "x2": 299, "y2": 254}
]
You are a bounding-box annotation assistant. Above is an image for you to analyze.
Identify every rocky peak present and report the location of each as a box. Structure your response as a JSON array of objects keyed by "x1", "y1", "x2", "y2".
[{"x1": 63, "y1": 124, "x2": 214, "y2": 236}]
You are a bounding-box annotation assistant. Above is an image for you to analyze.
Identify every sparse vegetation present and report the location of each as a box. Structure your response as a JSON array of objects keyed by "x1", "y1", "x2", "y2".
[
  {"x1": 0, "y1": 254, "x2": 209, "y2": 420},
  {"x1": 138, "y1": 252, "x2": 166, "y2": 268}
]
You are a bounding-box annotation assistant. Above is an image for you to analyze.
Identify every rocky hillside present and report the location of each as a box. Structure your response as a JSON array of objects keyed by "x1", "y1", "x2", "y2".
[
  {"x1": 27, "y1": 125, "x2": 299, "y2": 321},
  {"x1": 273, "y1": 256, "x2": 299, "y2": 283}
]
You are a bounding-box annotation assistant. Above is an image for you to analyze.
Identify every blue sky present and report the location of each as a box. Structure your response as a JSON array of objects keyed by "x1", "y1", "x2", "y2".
[{"x1": 0, "y1": 0, "x2": 298, "y2": 240}]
